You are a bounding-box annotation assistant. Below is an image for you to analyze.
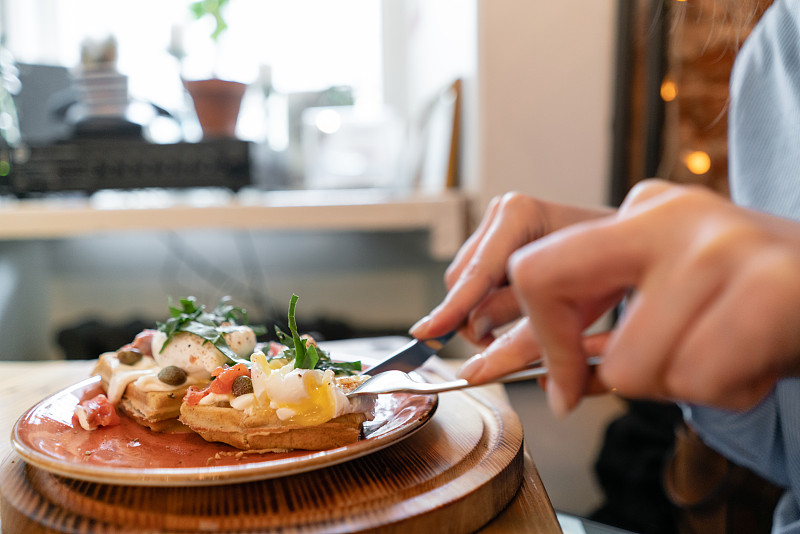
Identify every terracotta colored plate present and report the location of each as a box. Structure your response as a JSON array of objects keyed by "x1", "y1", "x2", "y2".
[{"x1": 11, "y1": 376, "x2": 437, "y2": 487}]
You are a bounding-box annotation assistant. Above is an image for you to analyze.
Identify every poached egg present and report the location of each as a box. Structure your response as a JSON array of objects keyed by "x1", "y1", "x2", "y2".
[{"x1": 246, "y1": 352, "x2": 360, "y2": 426}]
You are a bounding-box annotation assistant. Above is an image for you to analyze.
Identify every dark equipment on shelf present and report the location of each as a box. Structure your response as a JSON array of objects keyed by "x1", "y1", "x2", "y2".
[{"x1": 3, "y1": 137, "x2": 252, "y2": 196}]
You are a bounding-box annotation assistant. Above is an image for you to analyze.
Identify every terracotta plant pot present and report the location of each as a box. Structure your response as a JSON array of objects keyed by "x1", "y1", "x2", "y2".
[{"x1": 183, "y1": 78, "x2": 247, "y2": 138}]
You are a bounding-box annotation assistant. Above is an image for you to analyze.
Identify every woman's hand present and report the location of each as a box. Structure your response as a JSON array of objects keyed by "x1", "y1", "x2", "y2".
[
  {"x1": 457, "y1": 320, "x2": 614, "y2": 399},
  {"x1": 508, "y1": 180, "x2": 800, "y2": 415},
  {"x1": 410, "y1": 192, "x2": 611, "y2": 347}
]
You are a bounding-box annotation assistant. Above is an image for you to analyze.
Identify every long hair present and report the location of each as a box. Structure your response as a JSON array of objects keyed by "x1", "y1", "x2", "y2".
[{"x1": 670, "y1": 0, "x2": 771, "y2": 49}]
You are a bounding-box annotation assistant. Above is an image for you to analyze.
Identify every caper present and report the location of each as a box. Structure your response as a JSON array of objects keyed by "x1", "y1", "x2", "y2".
[
  {"x1": 231, "y1": 375, "x2": 254, "y2": 397},
  {"x1": 158, "y1": 365, "x2": 188, "y2": 386},
  {"x1": 117, "y1": 348, "x2": 143, "y2": 365}
]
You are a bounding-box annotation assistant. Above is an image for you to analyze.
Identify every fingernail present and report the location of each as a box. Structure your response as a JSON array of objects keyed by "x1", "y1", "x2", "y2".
[
  {"x1": 457, "y1": 354, "x2": 486, "y2": 381},
  {"x1": 472, "y1": 316, "x2": 493, "y2": 341},
  {"x1": 546, "y1": 381, "x2": 570, "y2": 419},
  {"x1": 409, "y1": 315, "x2": 431, "y2": 337}
]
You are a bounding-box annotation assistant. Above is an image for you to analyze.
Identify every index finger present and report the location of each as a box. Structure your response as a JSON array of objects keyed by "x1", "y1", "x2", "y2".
[{"x1": 412, "y1": 195, "x2": 545, "y2": 338}]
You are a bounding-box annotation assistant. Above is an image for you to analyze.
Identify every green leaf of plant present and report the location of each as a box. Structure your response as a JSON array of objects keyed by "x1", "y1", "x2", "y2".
[{"x1": 188, "y1": 2, "x2": 205, "y2": 19}]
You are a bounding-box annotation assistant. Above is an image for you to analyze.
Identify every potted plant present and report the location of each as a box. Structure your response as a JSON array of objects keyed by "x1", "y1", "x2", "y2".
[{"x1": 178, "y1": 0, "x2": 247, "y2": 139}]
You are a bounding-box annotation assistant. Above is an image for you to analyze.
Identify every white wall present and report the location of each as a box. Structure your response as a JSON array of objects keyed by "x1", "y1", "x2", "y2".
[
  {"x1": 382, "y1": 0, "x2": 477, "y2": 125},
  {"x1": 473, "y1": 0, "x2": 616, "y2": 214}
]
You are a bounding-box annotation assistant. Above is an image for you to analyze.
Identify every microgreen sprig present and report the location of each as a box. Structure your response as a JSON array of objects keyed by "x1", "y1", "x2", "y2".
[
  {"x1": 157, "y1": 296, "x2": 266, "y2": 366},
  {"x1": 274, "y1": 294, "x2": 362, "y2": 375}
]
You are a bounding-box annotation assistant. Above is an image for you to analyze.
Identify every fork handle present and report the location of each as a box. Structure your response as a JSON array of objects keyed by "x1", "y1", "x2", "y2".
[
  {"x1": 494, "y1": 355, "x2": 604, "y2": 385},
  {"x1": 418, "y1": 355, "x2": 604, "y2": 394}
]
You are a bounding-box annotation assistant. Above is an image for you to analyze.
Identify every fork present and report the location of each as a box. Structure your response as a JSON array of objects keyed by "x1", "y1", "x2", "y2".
[{"x1": 347, "y1": 356, "x2": 604, "y2": 397}]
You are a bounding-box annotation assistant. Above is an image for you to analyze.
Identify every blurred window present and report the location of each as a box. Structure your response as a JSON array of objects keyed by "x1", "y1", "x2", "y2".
[{"x1": 3, "y1": 0, "x2": 383, "y2": 117}]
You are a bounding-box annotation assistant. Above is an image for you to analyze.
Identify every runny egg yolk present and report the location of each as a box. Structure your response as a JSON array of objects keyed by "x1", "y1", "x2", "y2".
[
  {"x1": 277, "y1": 371, "x2": 335, "y2": 426},
  {"x1": 250, "y1": 352, "x2": 338, "y2": 426}
]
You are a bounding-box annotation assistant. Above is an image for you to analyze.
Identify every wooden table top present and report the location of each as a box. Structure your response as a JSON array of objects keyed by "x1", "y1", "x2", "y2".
[{"x1": 0, "y1": 358, "x2": 561, "y2": 533}]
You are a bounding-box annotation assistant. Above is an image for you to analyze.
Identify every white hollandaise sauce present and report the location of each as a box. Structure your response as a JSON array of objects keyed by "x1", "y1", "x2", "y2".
[{"x1": 101, "y1": 352, "x2": 159, "y2": 403}]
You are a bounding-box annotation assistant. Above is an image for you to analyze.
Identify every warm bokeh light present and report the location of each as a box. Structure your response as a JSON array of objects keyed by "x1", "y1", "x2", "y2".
[
  {"x1": 660, "y1": 78, "x2": 678, "y2": 102},
  {"x1": 684, "y1": 150, "x2": 711, "y2": 174}
]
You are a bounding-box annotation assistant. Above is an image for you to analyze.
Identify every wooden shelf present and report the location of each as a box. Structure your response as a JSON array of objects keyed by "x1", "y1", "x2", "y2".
[{"x1": 0, "y1": 188, "x2": 469, "y2": 260}]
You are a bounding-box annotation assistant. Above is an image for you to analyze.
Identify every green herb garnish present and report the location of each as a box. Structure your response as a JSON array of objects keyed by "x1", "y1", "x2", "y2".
[
  {"x1": 274, "y1": 294, "x2": 362, "y2": 375},
  {"x1": 157, "y1": 296, "x2": 266, "y2": 366}
]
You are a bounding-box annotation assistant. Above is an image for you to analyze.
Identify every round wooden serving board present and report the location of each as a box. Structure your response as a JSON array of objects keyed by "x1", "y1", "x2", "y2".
[{"x1": 1, "y1": 388, "x2": 525, "y2": 533}]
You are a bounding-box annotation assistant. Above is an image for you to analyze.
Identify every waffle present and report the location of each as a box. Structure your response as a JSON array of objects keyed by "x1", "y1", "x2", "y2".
[
  {"x1": 179, "y1": 374, "x2": 373, "y2": 450},
  {"x1": 93, "y1": 353, "x2": 192, "y2": 432},
  {"x1": 179, "y1": 405, "x2": 368, "y2": 450}
]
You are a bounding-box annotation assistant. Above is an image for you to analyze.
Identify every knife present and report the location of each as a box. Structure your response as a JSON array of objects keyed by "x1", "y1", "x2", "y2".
[{"x1": 363, "y1": 331, "x2": 456, "y2": 375}]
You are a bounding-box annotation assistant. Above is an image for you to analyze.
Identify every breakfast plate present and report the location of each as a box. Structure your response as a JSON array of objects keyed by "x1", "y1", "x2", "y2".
[{"x1": 11, "y1": 374, "x2": 437, "y2": 487}]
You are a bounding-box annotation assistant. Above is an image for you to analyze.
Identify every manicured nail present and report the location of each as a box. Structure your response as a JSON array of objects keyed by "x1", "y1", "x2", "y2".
[
  {"x1": 409, "y1": 315, "x2": 431, "y2": 336},
  {"x1": 472, "y1": 316, "x2": 493, "y2": 341},
  {"x1": 457, "y1": 354, "x2": 486, "y2": 381},
  {"x1": 546, "y1": 381, "x2": 570, "y2": 419}
]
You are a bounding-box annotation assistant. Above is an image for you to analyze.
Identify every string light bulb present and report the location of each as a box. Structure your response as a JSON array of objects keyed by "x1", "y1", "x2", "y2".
[
  {"x1": 661, "y1": 78, "x2": 678, "y2": 102},
  {"x1": 684, "y1": 150, "x2": 711, "y2": 175}
]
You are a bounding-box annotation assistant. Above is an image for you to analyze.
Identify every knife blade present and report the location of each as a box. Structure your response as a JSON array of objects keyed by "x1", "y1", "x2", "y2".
[{"x1": 363, "y1": 331, "x2": 456, "y2": 375}]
